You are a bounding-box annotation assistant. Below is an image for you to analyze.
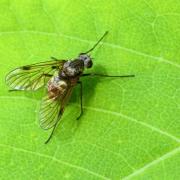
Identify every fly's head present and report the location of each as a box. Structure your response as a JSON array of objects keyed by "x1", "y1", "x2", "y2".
[{"x1": 79, "y1": 53, "x2": 93, "y2": 68}]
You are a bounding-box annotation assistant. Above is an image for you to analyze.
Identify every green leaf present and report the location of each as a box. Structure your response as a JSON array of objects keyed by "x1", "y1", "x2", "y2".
[{"x1": 0, "y1": 0, "x2": 179, "y2": 179}]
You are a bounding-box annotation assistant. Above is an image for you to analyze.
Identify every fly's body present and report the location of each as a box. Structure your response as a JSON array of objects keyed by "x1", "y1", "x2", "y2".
[
  {"x1": 62, "y1": 59, "x2": 84, "y2": 78},
  {"x1": 47, "y1": 74, "x2": 68, "y2": 100},
  {"x1": 6, "y1": 31, "x2": 135, "y2": 144},
  {"x1": 48, "y1": 57, "x2": 88, "y2": 103}
]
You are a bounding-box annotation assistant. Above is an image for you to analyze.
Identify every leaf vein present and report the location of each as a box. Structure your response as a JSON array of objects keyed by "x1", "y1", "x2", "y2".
[
  {"x1": 122, "y1": 146, "x2": 180, "y2": 179},
  {"x1": 0, "y1": 96, "x2": 179, "y2": 143},
  {"x1": 0, "y1": 143, "x2": 110, "y2": 180},
  {"x1": 0, "y1": 30, "x2": 179, "y2": 68}
]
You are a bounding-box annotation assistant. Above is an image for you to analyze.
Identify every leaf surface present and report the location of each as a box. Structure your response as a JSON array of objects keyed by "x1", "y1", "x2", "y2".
[{"x1": 0, "y1": 0, "x2": 180, "y2": 179}]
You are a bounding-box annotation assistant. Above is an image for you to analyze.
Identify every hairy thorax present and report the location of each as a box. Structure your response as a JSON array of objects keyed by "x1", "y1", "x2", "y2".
[{"x1": 61, "y1": 60, "x2": 84, "y2": 77}]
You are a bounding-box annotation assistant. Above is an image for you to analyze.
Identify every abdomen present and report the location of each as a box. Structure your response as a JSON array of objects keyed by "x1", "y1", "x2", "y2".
[{"x1": 48, "y1": 76, "x2": 68, "y2": 100}]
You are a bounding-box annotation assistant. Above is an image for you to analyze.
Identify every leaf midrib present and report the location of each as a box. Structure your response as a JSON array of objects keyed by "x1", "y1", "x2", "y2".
[
  {"x1": 0, "y1": 30, "x2": 180, "y2": 68},
  {"x1": 1, "y1": 96, "x2": 179, "y2": 143}
]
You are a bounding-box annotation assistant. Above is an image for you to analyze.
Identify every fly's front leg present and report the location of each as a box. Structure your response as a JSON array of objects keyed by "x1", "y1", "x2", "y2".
[
  {"x1": 76, "y1": 81, "x2": 83, "y2": 120},
  {"x1": 82, "y1": 73, "x2": 135, "y2": 78}
]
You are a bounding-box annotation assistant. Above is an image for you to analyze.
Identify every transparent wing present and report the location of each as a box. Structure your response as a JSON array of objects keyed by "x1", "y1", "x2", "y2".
[
  {"x1": 39, "y1": 84, "x2": 74, "y2": 130},
  {"x1": 39, "y1": 95, "x2": 62, "y2": 130},
  {"x1": 6, "y1": 59, "x2": 66, "y2": 91}
]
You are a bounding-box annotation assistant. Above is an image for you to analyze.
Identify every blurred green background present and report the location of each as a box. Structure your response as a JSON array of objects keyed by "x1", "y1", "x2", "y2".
[{"x1": 0, "y1": 0, "x2": 180, "y2": 179}]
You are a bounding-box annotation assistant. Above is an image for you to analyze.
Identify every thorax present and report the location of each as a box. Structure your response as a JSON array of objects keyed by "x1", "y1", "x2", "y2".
[{"x1": 61, "y1": 59, "x2": 84, "y2": 78}]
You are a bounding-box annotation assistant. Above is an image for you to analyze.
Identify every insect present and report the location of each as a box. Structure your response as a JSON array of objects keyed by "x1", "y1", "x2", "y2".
[{"x1": 6, "y1": 31, "x2": 135, "y2": 144}]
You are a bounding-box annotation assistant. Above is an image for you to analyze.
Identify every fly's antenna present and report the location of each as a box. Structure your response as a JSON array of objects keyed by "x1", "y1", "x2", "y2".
[{"x1": 84, "y1": 31, "x2": 108, "y2": 54}]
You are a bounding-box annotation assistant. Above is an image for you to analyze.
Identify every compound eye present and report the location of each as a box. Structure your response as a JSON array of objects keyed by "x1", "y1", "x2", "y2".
[{"x1": 86, "y1": 60, "x2": 93, "y2": 68}]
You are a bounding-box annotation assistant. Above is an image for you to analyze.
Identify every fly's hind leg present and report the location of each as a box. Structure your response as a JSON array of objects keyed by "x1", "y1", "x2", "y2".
[
  {"x1": 44, "y1": 122, "x2": 58, "y2": 144},
  {"x1": 45, "y1": 108, "x2": 64, "y2": 144},
  {"x1": 76, "y1": 81, "x2": 83, "y2": 120}
]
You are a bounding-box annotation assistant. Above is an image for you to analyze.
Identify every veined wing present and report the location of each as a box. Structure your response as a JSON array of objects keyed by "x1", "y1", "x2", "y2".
[
  {"x1": 6, "y1": 59, "x2": 66, "y2": 91},
  {"x1": 39, "y1": 95, "x2": 62, "y2": 130},
  {"x1": 39, "y1": 86, "x2": 74, "y2": 130}
]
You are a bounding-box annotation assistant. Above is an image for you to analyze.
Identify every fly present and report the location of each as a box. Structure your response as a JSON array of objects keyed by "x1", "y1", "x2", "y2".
[{"x1": 5, "y1": 31, "x2": 135, "y2": 144}]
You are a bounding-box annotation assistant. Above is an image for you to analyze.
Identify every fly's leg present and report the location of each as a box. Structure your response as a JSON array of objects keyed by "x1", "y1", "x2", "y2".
[
  {"x1": 76, "y1": 81, "x2": 83, "y2": 120},
  {"x1": 44, "y1": 122, "x2": 58, "y2": 144},
  {"x1": 82, "y1": 74, "x2": 135, "y2": 78},
  {"x1": 45, "y1": 108, "x2": 64, "y2": 144}
]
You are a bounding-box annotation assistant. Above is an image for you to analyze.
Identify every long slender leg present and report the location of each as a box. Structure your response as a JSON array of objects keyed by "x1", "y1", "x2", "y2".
[
  {"x1": 82, "y1": 73, "x2": 135, "y2": 78},
  {"x1": 44, "y1": 122, "x2": 58, "y2": 144},
  {"x1": 76, "y1": 81, "x2": 83, "y2": 120},
  {"x1": 45, "y1": 108, "x2": 64, "y2": 144}
]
